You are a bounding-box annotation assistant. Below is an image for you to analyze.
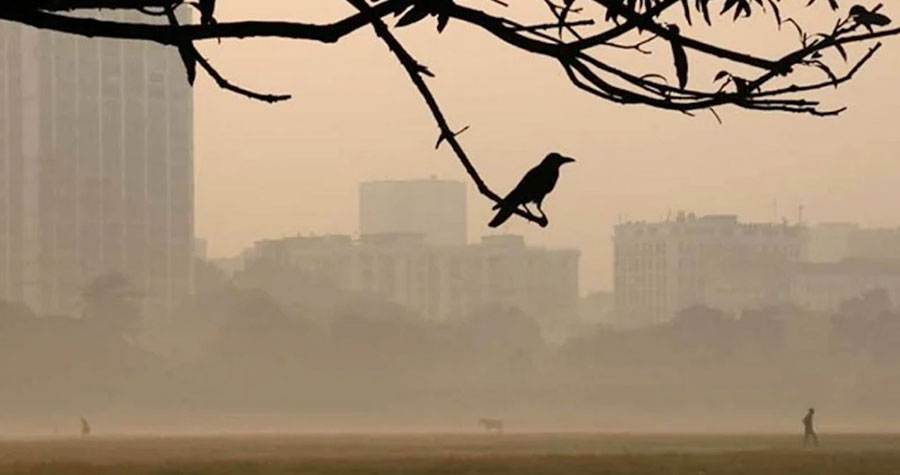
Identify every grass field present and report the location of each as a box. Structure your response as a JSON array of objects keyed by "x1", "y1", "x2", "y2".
[{"x1": 1, "y1": 433, "x2": 899, "y2": 474}]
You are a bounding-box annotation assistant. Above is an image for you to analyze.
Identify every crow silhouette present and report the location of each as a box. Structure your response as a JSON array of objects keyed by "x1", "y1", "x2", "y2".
[{"x1": 488, "y1": 153, "x2": 575, "y2": 228}]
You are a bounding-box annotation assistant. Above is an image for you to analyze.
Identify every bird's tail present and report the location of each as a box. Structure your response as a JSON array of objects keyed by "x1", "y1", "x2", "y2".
[{"x1": 488, "y1": 206, "x2": 515, "y2": 228}]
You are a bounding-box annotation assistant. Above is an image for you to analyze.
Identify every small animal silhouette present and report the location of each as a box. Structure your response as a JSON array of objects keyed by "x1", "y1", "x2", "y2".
[{"x1": 478, "y1": 418, "x2": 504, "y2": 433}]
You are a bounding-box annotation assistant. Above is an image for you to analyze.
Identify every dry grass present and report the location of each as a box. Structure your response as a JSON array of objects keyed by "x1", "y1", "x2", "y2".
[{"x1": 1, "y1": 433, "x2": 898, "y2": 474}]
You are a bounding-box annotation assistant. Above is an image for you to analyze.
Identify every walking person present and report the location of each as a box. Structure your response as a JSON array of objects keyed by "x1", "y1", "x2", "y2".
[
  {"x1": 802, "y1": 408, "x2": 818, "y2": 447},
  {"x1": 80, "y1": 417, "x2": 91, "y2": 438}
]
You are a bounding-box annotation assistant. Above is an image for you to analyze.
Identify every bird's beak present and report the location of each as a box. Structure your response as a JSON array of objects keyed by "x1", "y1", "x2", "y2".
[{"x1": 562, "y1": 156, "x2": 576, "y2": 164}]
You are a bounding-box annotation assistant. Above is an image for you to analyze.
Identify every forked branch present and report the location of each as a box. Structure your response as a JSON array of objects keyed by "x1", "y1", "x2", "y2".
[{"x1": 1, "y1": 0, "x2": 896, "y2": 227}]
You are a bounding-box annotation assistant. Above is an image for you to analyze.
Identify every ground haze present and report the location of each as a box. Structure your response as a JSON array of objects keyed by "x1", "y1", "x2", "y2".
[{"x1": 1, "y1": 433, "x2": 899, "y2": 474}]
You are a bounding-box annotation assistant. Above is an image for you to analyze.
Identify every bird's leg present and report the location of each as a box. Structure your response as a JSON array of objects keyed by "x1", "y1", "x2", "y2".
[
  {"x1": 521, "y1": 203, "x2": 534, "y2": 215},
  {"x1": 534, "y1": 202, "x2": 549, "y2": 228},
  {"x1": 536, "y1": 201, "x2": 547, "y2": 220}
]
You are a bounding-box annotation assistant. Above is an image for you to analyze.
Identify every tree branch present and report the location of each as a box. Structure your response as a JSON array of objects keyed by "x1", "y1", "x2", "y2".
[
  {"x1": 346, "y1": 0, "x2": 549, "y2": 227},
  {"x1": 3, "y1": 0, "x2": 899, "y2": 226},
  {"x1": 0, "y1": 0, "x2": 414, "y2": 45}
]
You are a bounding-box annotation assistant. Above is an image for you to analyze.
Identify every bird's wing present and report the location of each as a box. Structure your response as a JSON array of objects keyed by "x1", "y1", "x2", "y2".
[{"x1": 493, "y1": 166, "x2": 545, "y2": 210}]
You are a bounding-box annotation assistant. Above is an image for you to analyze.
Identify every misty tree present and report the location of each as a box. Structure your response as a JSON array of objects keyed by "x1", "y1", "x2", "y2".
[{"x1": 5, "y1": 0, "x2": 898, "y2": 226}]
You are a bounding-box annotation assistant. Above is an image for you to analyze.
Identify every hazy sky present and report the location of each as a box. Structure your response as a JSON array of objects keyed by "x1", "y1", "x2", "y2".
[{"x1": 194, "y1": 1, "x2": 900, "y2": 292}]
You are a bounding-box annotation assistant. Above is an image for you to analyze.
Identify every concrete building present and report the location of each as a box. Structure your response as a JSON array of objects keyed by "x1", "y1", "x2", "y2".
[
  {"x1": 807, "y1": 223, "x2": 900, "y2": 262},
  {"x1": 242, "y1": 233, "x2": 580, "y2": 323},
  {"x1": 613, "y1": 213, "x2": 807, "y2": 324},
  {"x1": 791, "y1": 259, "x2": 900, "y2": 312},
  {"x1": 577, "y1": 290, "x2": 614, "y2": 323},
  {"x1": 805, "y1": 223, "x2": 857, "y2": 263},
  {"x1": 797, "y1": 224, "x2": 900, "y2": 312},
  {"x1": 359, "y1": 178, "x2": 466, "y2": 246},
  {"x1": 845, "y1": 227, "x2": 900, "y2": 261},
  {"x1": 0, "y1": 13, "x2": 193, "y2": 315}
]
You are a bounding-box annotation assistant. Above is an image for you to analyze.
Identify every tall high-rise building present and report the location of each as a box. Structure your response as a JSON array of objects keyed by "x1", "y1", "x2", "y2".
[
  {"x1": 0, "y1": 13, "x2": 193, "y2": 316},
  {"x1": 359, "y1": 177, "x2": 466, "y2": 246}
]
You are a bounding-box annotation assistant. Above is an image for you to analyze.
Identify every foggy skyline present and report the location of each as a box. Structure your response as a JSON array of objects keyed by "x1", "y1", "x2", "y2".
[
  {"x1": 192, "y1": 1, "x2": 900, "y2": 293},
  {"x1": 8, "y1": 3, "x2": 900, "y2": 461}
]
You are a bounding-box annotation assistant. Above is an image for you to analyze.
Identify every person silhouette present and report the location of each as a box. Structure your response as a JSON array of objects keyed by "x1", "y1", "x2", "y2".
[
  {"x1": 802, "y1": 408, "x2": 818, "y2": 447},
  {"x1": 80, "y1": 417, "x2": 91, "y2": 438}
]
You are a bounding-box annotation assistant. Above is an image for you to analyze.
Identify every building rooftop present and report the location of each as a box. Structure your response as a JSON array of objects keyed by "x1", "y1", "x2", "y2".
[
  {"x1": 615, "y1": 214, "x2": 806, "y2": 239},
  {"x1": 359, "y1": 232, "x2": 427, "y2": 247},
  {"x1": 247, "y1": 232, "x2": 579, "y2": 256},
  {"x1": 360, "y1": 177, "x2": 465, "y2": 186},
  {"x1": 480, "y1": 234, "x2": 526, "y2": 248}
]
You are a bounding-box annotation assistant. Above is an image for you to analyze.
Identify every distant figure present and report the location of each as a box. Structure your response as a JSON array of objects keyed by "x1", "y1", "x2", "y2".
[
  {"x1": 478, "y1": 418, "x2": 503, "y2": 434},
  {"x1": 488, "y1": 153, "x2": 575, "y2": 228},
  {"x1": 80, "y1": 417, "x2": 91, "y2": 438},
  {"x1": 802, "y1": 408, "x2": 818, "y2": 447}
]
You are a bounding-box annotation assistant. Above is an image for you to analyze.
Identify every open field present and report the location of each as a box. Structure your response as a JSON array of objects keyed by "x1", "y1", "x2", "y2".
[{"x1": 1, "y1": 433, "x2": 899, "y2": 474}]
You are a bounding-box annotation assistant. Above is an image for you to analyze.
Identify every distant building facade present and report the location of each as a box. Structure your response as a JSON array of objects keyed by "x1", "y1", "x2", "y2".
[
  {"x1": 805, "y1": 223, "x2": 857, "y2": 263},
  {"x1": 807, "y1": 223, "x2": 900, "y2": 263},
  {"x1": 613, "y1": 213, "x2": 807, "y2": 324},
  {"x1": 798, "y1": 223, "x2": 900, "y2": 312},
  {"x1": 578, "y1": 290, "x2": 614, "y2": 323},
  {"x1": 243, "y1": 233, "x2": 580, "y2": 322},
  {"x1": 791, "y1": 259, "x2": 900, "y2": 312},
  {"x1": 359, "y1": 178, "x2": 466, "y2": 246},
  {"x1": 0, "y1": 13, "x2": 193, "y2": 315}
]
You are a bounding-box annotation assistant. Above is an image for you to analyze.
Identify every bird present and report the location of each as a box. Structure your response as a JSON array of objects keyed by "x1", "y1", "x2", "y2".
[{"x1": 488, "y1": 152, "x2": 575, "y2": 228}]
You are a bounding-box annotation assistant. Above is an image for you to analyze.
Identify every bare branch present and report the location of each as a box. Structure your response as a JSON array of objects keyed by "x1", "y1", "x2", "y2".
[
  {"x1": 0, "y1": 0, "x2": 415, "y2": 45},
  {"x1": 4, "y1": 0, "x2": 900, "y2": 225},
  {"x1": 512, "y1": 19, "x2": 595, "y2": 33},
  {"x1": 345, "y1": 0, "x2": 549, "y2": 227}
]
